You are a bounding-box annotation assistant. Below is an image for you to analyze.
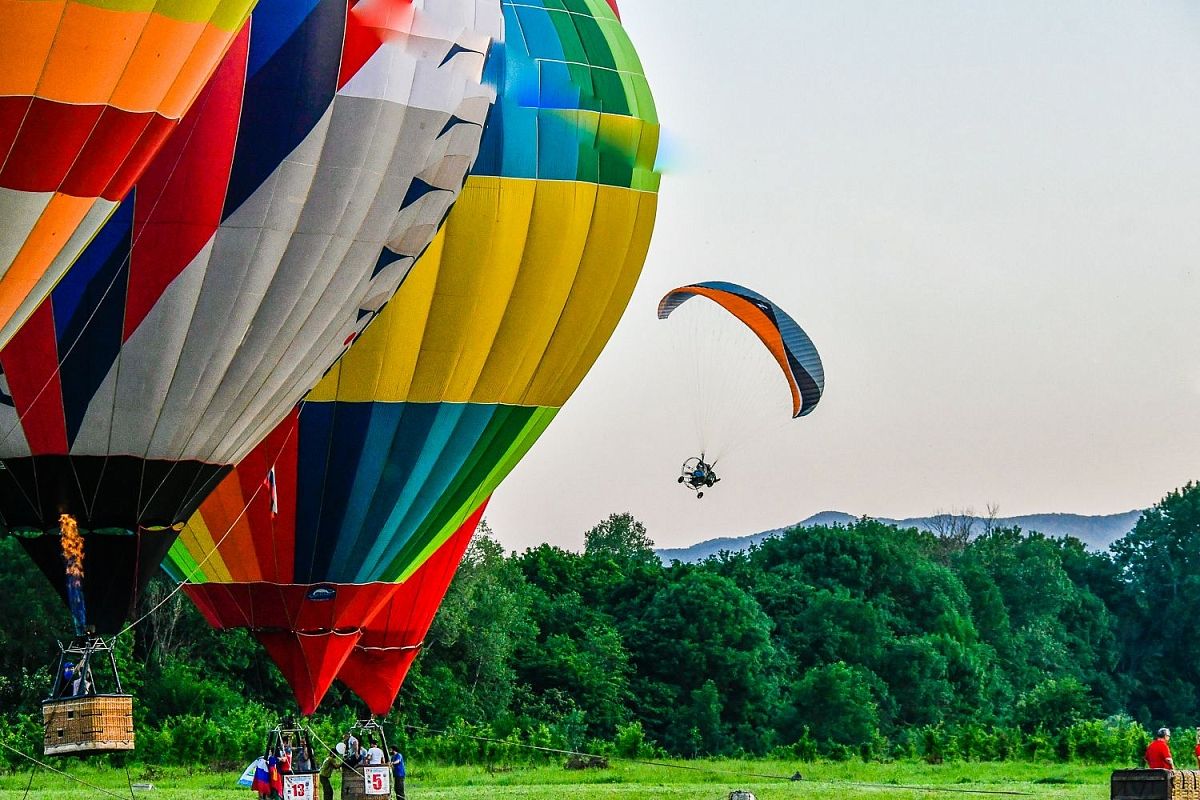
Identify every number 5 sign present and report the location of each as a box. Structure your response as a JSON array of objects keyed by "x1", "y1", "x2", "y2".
[
  {"x1": 363, "y1": 766, "x2": 390, "y2": 795},
  {"x1": 283, "y1": 774, "x2": 314, "y2": 799}
]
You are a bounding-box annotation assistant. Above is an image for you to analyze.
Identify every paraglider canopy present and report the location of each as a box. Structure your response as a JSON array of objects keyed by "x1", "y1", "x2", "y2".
[{"x1": 658, "y1": 281, "x2": 825, "y2": 419}]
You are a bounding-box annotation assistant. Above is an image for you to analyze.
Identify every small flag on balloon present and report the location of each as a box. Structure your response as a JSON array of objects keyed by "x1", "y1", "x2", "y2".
[{"x1": 264, "y1": 466, "x2": 278, "y2": 518}]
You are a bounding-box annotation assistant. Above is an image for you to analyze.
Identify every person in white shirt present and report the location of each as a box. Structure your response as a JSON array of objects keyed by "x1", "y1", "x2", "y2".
[{"x1": 365, "y1": 739, "x2": 385, "y2": 766}]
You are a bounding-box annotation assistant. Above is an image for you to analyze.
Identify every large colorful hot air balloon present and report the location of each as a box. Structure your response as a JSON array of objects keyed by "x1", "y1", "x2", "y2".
[
  {"x1": 0, "y1": 0, "x2": 264, "y2": 349},
  {"x1": 0, "y1": 0, "x2": 501, "y2": 636},
  {"x1": 172, "y1": 0, "x2": 660, "y2": 715}
]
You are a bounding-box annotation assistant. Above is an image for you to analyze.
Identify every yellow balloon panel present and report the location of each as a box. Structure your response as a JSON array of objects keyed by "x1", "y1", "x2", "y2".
[{"x1": 310, "y1": 175, "x2": 658, "y2": 408}]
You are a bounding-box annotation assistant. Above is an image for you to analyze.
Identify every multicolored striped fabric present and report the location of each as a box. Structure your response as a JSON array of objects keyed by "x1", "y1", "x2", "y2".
[
  {"x1": 0, "y1": 0, "x2": 501, "y2": 536},
  {"x1": 658, "y1": 282, "x2": 826, "y2": 418},
  {"x1": 171, "y1": 0, "x2": 659, "y2": 714},
  {"x1": 0, "y1": 0, "x2": 261, "y2": 349},
  {"x1": 0, "y1": 0, "x2": 500, "y2": 638}
]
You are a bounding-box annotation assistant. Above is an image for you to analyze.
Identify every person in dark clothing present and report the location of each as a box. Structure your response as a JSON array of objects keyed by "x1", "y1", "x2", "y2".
[
  {"x1": 391, "y1": 748, "x2": 406, "y2": 799},
  {"x1": 677, "y1": 456, "x2": 719, "y2": 495},
  {"x1": 59, "y1": 662, "x2": 76, "y2": 697},
  {"x1": 319, "y1": 750, "x2": 338, "y2": 800}
]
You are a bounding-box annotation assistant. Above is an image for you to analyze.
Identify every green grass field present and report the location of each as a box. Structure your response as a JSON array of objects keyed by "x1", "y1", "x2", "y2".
[{"x1": 0, "y1": 759, "x2": 1121, "y2": 799}]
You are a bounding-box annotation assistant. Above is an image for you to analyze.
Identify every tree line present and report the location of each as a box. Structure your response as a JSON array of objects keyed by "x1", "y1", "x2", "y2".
[{"x1": 4, "y1": 482, "x2": 1200, "y2": 768}]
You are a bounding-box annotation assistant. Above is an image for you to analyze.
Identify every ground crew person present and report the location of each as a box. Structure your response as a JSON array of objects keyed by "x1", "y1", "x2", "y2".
[
  {"x1": 1146, "y1": 728, "x2": 1174, "y2": 770},
  {"x1": 319, "y1": 749, "x2": 339, "y2": 800}
]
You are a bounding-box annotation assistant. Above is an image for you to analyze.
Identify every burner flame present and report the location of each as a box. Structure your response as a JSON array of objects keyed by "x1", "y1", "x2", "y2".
[{"x1": 60, "y1": 514, "x2": 87, "y2": 635}]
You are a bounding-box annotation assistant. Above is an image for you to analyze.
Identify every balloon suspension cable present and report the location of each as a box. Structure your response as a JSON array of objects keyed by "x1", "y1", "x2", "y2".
[
  {"x1": 401, "y1": 724, "x2": 1032, "y2": 798},
  {"x1": 306, "y1": 720, "x2": 374, "y2": 782},
  {"x1": 0, "y1": 102, "x2": 227, "y2": 452},
  {"x1": 20, "y1": 759, "x2": 35, "y2": 800},
  {"x1": 111, "y1": 418, "x2": 302, "y2": 641},
  {"x1": 0, "y1": 739, "x2": 134, "y2": 800}
]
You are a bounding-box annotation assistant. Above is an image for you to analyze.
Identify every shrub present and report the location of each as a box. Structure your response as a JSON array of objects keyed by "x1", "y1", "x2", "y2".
[{"x1": 613, "y1": 721, "x2": 658, "y2": 759}]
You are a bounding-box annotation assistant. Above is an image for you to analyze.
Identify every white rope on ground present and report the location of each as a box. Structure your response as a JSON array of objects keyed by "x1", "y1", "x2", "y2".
[
  {"x1": 123, "y1": 760, "x2": 136, "y2": 800},
  {"x1": 19, "y1": 757, "x2": 35, "y2": 800},
  {"x1": 0, "y1": 739, "x2": 131, "y2": 800},
  {"x1": 402, "y1": 724, "x2": 1035, "y2": 797},
  {"x1": 785, "y1": 777, "x2": 1035, "y2": 797}
]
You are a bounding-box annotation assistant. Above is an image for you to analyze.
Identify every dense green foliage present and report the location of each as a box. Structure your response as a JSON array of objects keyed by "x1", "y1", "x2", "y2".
[{"x1": 6, "y1": 484, "x2": 1200, "y2": 768}]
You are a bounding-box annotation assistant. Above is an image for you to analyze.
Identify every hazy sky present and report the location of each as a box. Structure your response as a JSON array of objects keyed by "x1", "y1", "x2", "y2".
[{"x1": 486, "y1": 1, "x2": 1200, "y2": 553}]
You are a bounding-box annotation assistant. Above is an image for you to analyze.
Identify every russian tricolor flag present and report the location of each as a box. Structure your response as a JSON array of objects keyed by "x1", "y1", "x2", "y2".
[{"x1": 250, "y1": 757, "x2": 270, "y2": 793}]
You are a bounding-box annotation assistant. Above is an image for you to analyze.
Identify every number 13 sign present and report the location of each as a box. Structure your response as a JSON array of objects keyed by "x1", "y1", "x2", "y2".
[
  {"x1": 284, "y1": 774, "x2": 315, "y2": 799},
  {"x1": 364, "y1": 766, "x2": 390, "y2": 795}
]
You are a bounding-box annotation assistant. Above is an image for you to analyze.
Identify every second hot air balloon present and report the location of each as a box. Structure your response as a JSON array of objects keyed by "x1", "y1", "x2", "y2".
[{"x1": 172, "y1": 0, "x2": 661, "y2": 716}]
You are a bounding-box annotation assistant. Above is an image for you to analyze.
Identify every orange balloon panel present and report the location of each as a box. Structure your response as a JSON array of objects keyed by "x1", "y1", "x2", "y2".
[{"x1": 0, "y1": 0, "x2": 258, "y2": 347}]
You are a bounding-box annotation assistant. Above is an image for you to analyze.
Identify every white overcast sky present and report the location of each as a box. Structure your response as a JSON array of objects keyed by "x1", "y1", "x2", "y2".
[{"x1": 485, "y1": 1, "x2": 1200, "y2": 553}]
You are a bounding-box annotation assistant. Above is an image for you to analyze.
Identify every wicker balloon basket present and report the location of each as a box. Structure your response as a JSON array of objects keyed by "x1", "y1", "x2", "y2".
[
  {"x1": 341, "y1": 765, "x2": 391, "y2": 799},
  {"x1": 42, "y1": 695, "x2": 134, "y2": 756},
  {"x1": 1112, "y1": 769, "x2": 1200, "y2": 800}
]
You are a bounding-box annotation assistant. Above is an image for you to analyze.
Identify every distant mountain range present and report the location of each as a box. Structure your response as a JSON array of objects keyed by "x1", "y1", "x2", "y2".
[{"x1": 655, "y1": 509, "x2": 1145, "y2": 564}]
